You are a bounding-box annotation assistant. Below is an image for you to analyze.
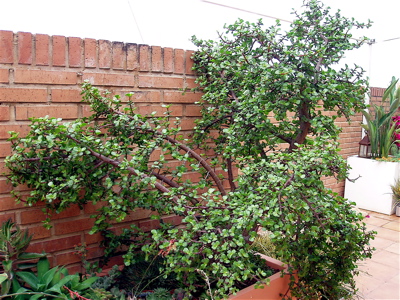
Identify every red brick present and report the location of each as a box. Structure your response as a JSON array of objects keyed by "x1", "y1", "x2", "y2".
[
  {"x1": 0, "y1": 142, "x2": 11, "y2": 157},
  {"x1": 185, "y1": 50, "x2": 195, "y2": 75},
  {"x1": 162, "y1": 215, "x2": 183, "y2": 226},
  {"x1": 82, "y1": 72, "x2": 135, "y2": 87},
  {"x1": 0, "y1": 69, "x2": 8, "y2": 83},
  {"x1": 139, "y1": 45, "x2": 150, "y2": 71},
  {"x1": 84, "y1": 38, "x2": 97, "y2": 68},
  {"x1": 164, "y1": 48, "x2": 173, "y2": 73},
  {"x1": 68, "y1": 37, "x2": 82, "y2": 67},
  {"x1": 0, "y1": 162, "x2": 7, "y2": 174},
  {"x1": 99, "y1": 40, "x2": 111, "y2": 69},
  {"x1": 178, "y1": 119, "x2": 196, "y2": 130},
  {"x1": 0, "y1": 178, "x2": 12, "y2": 194},
  {"x1": 0, "y1": 31, "x2": 14, "y2": 64},
  {"x1": 20, "y1": 209, "x2": 47, "y2": 224},
  {"x1": 114, "y1": 90, "x2": 160, "y2": 103},
  {"x1": 55, "y1": 250, "x2": 82, "y2": 266},
  {"x1": 52, "y1": 36, "x2": 66, "y2": 66},
  {"x1": 151, "y1": 46, "x2": 162, "y2": 72},
  {"x1": 14, "y1": 69, "x2": 77, "y2": 85},
  {"x1": 185, "y1": 105, "x2": 202, "y2": 117},
  {"x1": 164, "y1": 91, "x2": 202, "y2": 103},
  {"x1": 0, "y1": 106, "x2": 10, "y2": 121},
  {"x1": 35, "y1": 34, "x2": 49, "y2": 65},
  {"x1": 185, "y1": 78, "x2": 198, "y2": 89},
  {"x1": 0, "y1": 196, "x2": 24, "y2": 211},
  {"x1": 126, "y1": 43, "x2": 138, "y2": 70},
  {"x1": 84, "y1": 231, "x2": 103, "y2": 245},
  {"x1": 16, "y1": 105, "x2": 79, "y2": 120},
  {"x1": 0, "y1": 87, "x2": 47, "y2": 102},
  {"x1": 139, "y1": 219, "x2": 159, "y2": 232},
  {"x1": 27, "y1": 235, "x2": 81, "y2": 254},
  {"x1": 54, "y1": 218, "x2": 95, "y2": 235},
  {"x1": 51, "y1": 89, "x2": 82, "y2": 103},
  {"x1": 174, "y1": 49, "x2": 184, "y2": 74},
  {"x1": 137, "y1": 104, "x2": 182, "y2": 117},
  {"x1": 112, "y1": 42, "x2": 125, "y2": 70},
  {"x1": 24, "y1": 225, "x2": 52, "y2": 240},
  {"x1": 82, "y1": 105, "x2": 94, "y2": 118},
  {"x1": 138, "y1": 75, "x2": 183, "y2": 89},
  {"x1": 0, "y1": 213, "x2": 15, "y2": 224},
  {"x1": 18, "y1": 32, "x2": 32, "y2": 65},
  {"x1": 0, "y1": 124, "x2": 31, "y2": 139}
]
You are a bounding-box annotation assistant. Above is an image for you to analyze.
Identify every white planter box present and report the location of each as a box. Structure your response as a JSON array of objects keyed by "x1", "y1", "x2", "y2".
[{"x1": 345, "y1": 155, "x2": 399, "y2": 215}]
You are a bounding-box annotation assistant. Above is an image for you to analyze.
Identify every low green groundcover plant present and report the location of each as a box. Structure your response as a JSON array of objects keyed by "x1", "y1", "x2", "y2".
[{"x1": 5, "y1": 1, "x2": 375, "y2": 299}]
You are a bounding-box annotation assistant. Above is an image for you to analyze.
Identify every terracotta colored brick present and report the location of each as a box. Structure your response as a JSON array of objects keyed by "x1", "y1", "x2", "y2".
[
  {"x1": 51, "y1": 89, "x2": 82, "y2": 103},
  {"x1": 68, "y1": 37, "x2": 82, "y2": 67},
  {"x1": 185, "y1": 78, "x2": 198, "y2": 89},
  {"x1": 126, "y1": 43, "x2": 138, "y2": 70},
  {"x1": 54, "y1": 218, "x2": 95, "y2": 235},
  {"x1": 35, "y1": 34, "x2": 49, "y2": 65},
  {"x1": 178, "y1": 119, "x2": 196, "y2": 130},
  {"x1": 162, "y1": 215, "x2": 183, "y2": 226},
  {"x1": 137, "y1": 104, "x2": 182, "y2": 117},
  {"x1": 0, "y1": 213, "x2": 15, "y2": 224},
  {"x1": 139, "y1": 44, "x2": 150, "y2": 71},
  {"x1": 0, "y1": 124, "x2": 31, "y2": 139},
  {"x1": 0, "y1": 106, "x2": 10, "y2": 121},
  {"x1": 20, "y1": 209, "x2": 47, "y2": 224},
  {"x1": 84, "y1": 38, "x2": 97, "y2": 68},
  {"x1": 0, "y1": 142, "x2": 11, "y2": 158},
  {"x1": 0, "y1": 69, "x2": 8, "y2": 83},
  {"x1": 164, "y1": 47, "x2": 173, "y2": 73},
  {"x1": 185, "y1": 50, "x2": 195, "y2": 75},
  {"x1": 24, "y1": 225, "x2": 52, "y2": 240},
  {"x1": 99, "y1": 40, "x2": 111, "y2": 69},
  {"x1": 52, "y1": 36, "x2": 66, "y2": 66},
  {"x1": 82, "y1": 104, "x2": 94, "y2": 118},
  {"x1": 55, "y1": 250, "x2": 82, "y2": 266},
  {"x1": 139, "y1": 219, "x2": 160, "y2": 232},
  {"x1": 0, "y1": 178, "x2": 12, "y2": 194},
  {"x1": 18, "y1": 32, "x2": 32, "y2": 64},
  {"x1": 14, "y1": 69, "x2": 77, "y2": 85},
  {"x1": 0, "y1": 162, "x2": 7, "y2": 174},
  {"x1": 0, "y1": 196, "x2": 24, "y2": 211},
  {"x1": 0, "y1": 31, "x2": 14, "y2": 64},
  {"x1": 82, "y1": 72, "x2": 135, "y2": 87},
  {"x1": 51, "y1": 204, "x2": 82, "y2": 220},
  {"x1": 138, "y1": 75, "x2": 183, "y2": 89},
  {"x1": 16, "y1": 105, "x2": 79, "y2": 120},
  {"x1": 185, "y1": 105, "x2": 202, "y2": 117},
  {"x1": 151, "y1": 46, "x2": 162, "y2": 72},
  {"x1": 112, "y1": 42, "x2": 125, "y2": 70},
  {"x1": 0, "y1": 87, "x2": 47, "y2": 102},
  {"x1": 164, "y1": 91, "x2": 202, "y2": 103},
  {"x1": 27, "y1": 235, "x2": 81, "y2": 253},
  {"x1": 84, "y1": 231, "x2": 103, "y2": 245},
  {"x1": 174, "y1": 49, "x2": 184, "y2": 74},
  {"x1": 121, "y1": 90, "x2": 161, "y2": 103}
]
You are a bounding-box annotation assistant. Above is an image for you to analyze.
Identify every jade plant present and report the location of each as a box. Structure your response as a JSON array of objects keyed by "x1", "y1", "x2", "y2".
[{"x1": 5, "y1": 1, "x2": 375, "y2": 299}]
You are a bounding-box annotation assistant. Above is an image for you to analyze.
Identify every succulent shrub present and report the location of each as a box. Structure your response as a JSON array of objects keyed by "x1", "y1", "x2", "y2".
[{"x1": 5, "y1": 1, "x2": 375, "y2": 299}]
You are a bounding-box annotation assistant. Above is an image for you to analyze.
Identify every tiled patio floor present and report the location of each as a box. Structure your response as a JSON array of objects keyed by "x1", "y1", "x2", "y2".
[{"x1": 355, "y1": 210, "x2": 399, "y2": 300}]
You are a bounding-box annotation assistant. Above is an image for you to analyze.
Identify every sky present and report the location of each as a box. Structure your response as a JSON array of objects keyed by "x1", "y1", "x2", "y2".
[{"x1": 1, "y1": 0, "x2": 399, "y2": 88}]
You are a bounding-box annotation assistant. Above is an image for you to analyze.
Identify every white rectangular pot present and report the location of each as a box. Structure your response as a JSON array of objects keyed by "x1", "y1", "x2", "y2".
[{"x1": 345, "y1": 156, "x2": 399, "y2": 215}]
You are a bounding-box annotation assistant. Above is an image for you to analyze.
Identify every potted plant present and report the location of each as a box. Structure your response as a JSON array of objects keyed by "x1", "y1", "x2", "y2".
[
  {"x1": 390, "y1": 179, "x2": 400, "y2": 217},
  {"x1": 5, "y1": 1, "x2": 375, "y2": 299},
  {"x1": 345, "y1": 76, "x2": 400, "y2": 215}
]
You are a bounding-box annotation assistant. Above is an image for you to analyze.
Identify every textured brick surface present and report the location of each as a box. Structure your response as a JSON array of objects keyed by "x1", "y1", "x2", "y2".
[
  {"x1": 68, "y1": 37, "x2": 82, "y2": 67},
  {"x1": 0, "y1": 88, "x2": 47, "y2": 102},
  {"x1": 99, "y1": 40, "x2": 111, "y2": 69},
  {"x1": 35, "y1": 34, "x2": 50, "y2": 65},
  {"x1": 0, "y1": 69, "x2": 8, "y2": 83},
  {"x1": 84, "y1": 38, "x2": 97, "y2": 68},
  {"x1": 112, "y1": 42, "x2": 125, "y2": 70},
  {"x1": 18, "y1": 32, "x2": 32, "y2": 64},
  {"x1": 52, "y1": 36, "x2": 66, "y2": 66},
  {"x1": 139, "y1": 44, "x2": 150, "y2": 71},
  {"x1": 0, "y1": 106, "x2": 10, "y2": 121},
  {"x1": 15, "y1": 69, "x2": 77, "y2": 84},
  {"x1": 15, "y1": 105, "x2": 79, "y2": 120},
  {"x1": 0, "y1": 31, "x2": 13, "y2": 64}
]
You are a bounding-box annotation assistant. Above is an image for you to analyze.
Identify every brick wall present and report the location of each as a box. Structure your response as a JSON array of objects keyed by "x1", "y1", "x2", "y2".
[{"x1": 0, "y1": 30, "x2": 364, "y2": 270}]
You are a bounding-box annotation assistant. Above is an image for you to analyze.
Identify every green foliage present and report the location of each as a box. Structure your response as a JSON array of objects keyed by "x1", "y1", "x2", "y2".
[
  {"x1": 4, "y1": 1, "x2": 376, "y2": 299},
  {"x1": 146, "y1": 288, "x2": 172, "y2": 300},
  {"x1": 13, "y1": 257, "x2": 98, "y2": 300},
  {"x1": 362, "y1": 76, "x2": 400, "y2": 158},
  {"x1": 0, "y1": 219, "x2": 47, "y2": 296}
]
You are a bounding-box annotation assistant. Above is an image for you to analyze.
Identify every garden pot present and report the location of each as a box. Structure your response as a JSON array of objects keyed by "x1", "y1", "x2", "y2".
[
  {"x1": 228, "y1": 254, "x2": 295, "y2": 299},
  {"x1": 345, "y1": 156, "x2": 399, "y2": 215},
  {"x1": 396, "y1": 205, "x2": 400, "y2": 217}
]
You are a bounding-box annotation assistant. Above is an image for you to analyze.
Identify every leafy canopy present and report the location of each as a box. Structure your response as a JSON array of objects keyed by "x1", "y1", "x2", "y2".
[{"x1": 5, "y1": 1, "x2": 374, "y2": 299}]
